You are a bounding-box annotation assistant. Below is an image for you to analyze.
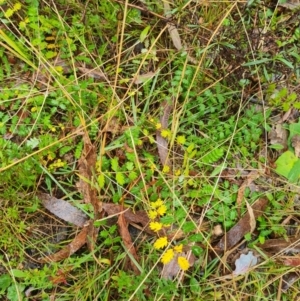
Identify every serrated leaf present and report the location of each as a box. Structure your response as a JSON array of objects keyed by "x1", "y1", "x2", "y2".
[
  {"x1": 98, "y1": 173, "x2": 105, "y2": 189},
  {"x1": 116, "y1": 172, "x2": 125, "y2": 185},
  {"x1": 128, "y1": 170, "x2": 138, "y2": 181},
  {"x1": 111, "y1": 157, "x2": 119, "y2": 171}
]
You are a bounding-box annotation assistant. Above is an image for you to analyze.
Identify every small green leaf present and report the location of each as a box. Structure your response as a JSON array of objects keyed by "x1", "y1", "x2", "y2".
[
  {"x1": 269, "y1": 143, "x2": 284, "y2": 150},
  {"x1": 242, "y1": 58, "x2": 270, "y2": 66},
  {"x1": 191, "y1": 245, "x2": 203, "y2": 256},
  {"x1": 11, "y1": 269, "x2": 27, "y2": 278},
  {"x1": 182, "y1": 221, "x2": 196, "y2": 233},
  {"x1": 140, "y1": 25, "x2": 150, "y2": 42}
]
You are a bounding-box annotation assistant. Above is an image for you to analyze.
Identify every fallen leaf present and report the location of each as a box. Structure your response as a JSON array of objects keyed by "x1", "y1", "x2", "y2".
[
  {"x1": 268, "y1": 124, "x2": 288, "y2": 148},
  {"x1": 236, "y1": 171, "x2": 259, "y2": 216},
  {"x1": 134, "y1": 70, "x2": 159, "y2": 85},
  {"x1": 162, "y1": 1, "x2": 182, "y2": 50},
  {"x1": 214, "y1": 198, "x2": 268, "y2": 252},
  {"x1": 233, "y1": 251, "x2": 258, "y2": 276},
  {"x1": 278, "y1": 0, "x2": 300, "y2": 10},
  {"x1": 102, "y1": 203, "x2": 153, "y2": 235},
  {"x1": 39, "y1": 224, "x2": 89, "y2": 263},
  {"x1": 258, "y1": 237, "x2": 300, "y2": 254},
  {"x1": 156, "y1": 101, "x2": 173, "y2": 167},
  {"x1": 291, "y1": 134, "x2": 300, "y2": 157},
  {"x1": 282, "y1": 272, "x2": 300, "y2": 293},
  {"x1": 77, "y1": 132, "x2": 103, "y2": 250},
  {"x1": 283, "y1": 256, "x2": 300, "y2": 267},
  {"x1": 38, "y1": 192, "x2": 88, "y2": 227},
  {"x1": 246, "y1": 201, "x2": 256, "y2": 233},
  {"x1": 77, "y1": 66, "x2": 107, "y2": 80},
  {"x1": 118, "y1": 213, "x2": 141, "y2": 275}
]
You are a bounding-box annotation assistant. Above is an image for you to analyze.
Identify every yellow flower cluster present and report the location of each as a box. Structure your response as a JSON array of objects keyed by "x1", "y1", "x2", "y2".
[
  {"x1": 4, "y1": 2, "x2": 22, "y2": 18},
  {"x1": 148, "y1": 199, "x2": 190, "y2": 271},
  {"x1": 49, "y1": 159, "x2": 66, "y2": 171}
]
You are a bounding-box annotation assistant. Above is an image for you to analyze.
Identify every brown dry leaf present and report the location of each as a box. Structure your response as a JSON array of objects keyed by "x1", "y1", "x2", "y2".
[
  {"x1": 102, "y1": 203, "x2": 153, "y2": 235},
  {"x1": 236, "y1": 171, "x2": 260, "y2": 216},
  {"x1": 258, "y1": 237, "x2": 300, "y2": 254},
  {"x1": 278, "y1": 0, "x2": 300, "y2": 10},
  {"x1": 39, "y1": 225, "x2": 89, "y2": 263},
  {"x1": 215, "y1": 198, "x2": 268, "y2": 252},
  {"x1": 118, "y1": 212, "x2": 141, "y2": 275},
  {"x1": 246, "y1": 201, "x2": 256, "y2": 233},
  {"x1": 268, "y1": 124, "x2": 288, "y2": 148},
  {"x1": 282, "y1": 272, "x2": 300, "y2": 292},
  {"x1": 162, "y1": 1, "x2": 182, "y2": 50},
  {"x1": 134, "y1": 71, "x2": 158, "y2": 85},
  {"x1": 291, "y1": 134, "x2": 300, "y2": 157},
  {"x1": 156, "y1": 101, "x2": 173, "y2": 167},
  {"x1": 38, "y1": 192, "x2": 88, "y2": 227},
  {"x1": 77, "y1": 66, "x2": 107, "y2": 80},
  {"x1": 282, "y1": 256, "x2": 300, "y2": 267},
  {"x1": 77, "y1": 133, "x2": 102, "y2": 250}
]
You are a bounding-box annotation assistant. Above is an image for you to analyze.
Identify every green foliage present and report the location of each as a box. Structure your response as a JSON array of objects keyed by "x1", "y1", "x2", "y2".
[{"x1": 202, "y1": 148, "x2": 224, "y2": 164}]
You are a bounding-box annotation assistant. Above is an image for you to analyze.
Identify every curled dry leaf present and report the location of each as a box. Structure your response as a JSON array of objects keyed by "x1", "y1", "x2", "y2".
[
  {"x1": 78, "y1": 132, "x2": 102, "y2": 250},
  {"x1": 283, "y1": 256, "x2": 300, "y2": 267},
  {"x1": 215, "y1": 198, "x2": 268, "y2": 252},
  {"x1": 156, "y1": 101, "x2": 173, "y2": 167},
  {"x1": 134, "y1": 70, "x2": 158, "y2": 85},
  {"x1": 236, "y1": 171, "x2": 259, "y2": 216},
  {"x1": 268, "y1": 124, "x2": 288, "y2": 149},
  {"x1": 118, "y1": 213, "x2": 141, "y2": 275},
  {"x1": 258, "y1": 237, "x2": 300, "y2": 254},
  {"x1": 282, "y1": 272, "x2": 300, "y2": 293},
  {"x1": 291, "y1": 134, "x2": 300, "y2": 157},
  {"x1": 39, "y1": 225, "x2": 89, "y2": 263}
]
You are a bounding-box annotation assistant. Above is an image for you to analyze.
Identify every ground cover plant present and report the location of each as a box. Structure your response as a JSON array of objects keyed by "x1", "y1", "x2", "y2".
[{"x1": 0, "y1": 0, "x2": 300, "y2": 300}]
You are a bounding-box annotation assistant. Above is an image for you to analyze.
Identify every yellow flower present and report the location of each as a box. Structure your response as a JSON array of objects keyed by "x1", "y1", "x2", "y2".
[
  {"x1": 155, "y1": 122, "x2": 162, "y2": 130},
  {"x1": 13, "y1": 3, "x2": 22, "y2": 11},
  {"x1": 175, "y1": 169, "x2": 181, "y2": 176},
  {"x1": 176, "y1": 135, "x2": 186, "y2": 145},
  {"x1": 177, "y1": 256, "x2": 190, "y2": 271},
  {"x1": 157, "y1": 205, "x2": 167, "y2": 216},
  {"x1": 162, "y1": 165, "x2": 170, "y2": 173},
  {"x1": 161, "y1": 129, "x2": 171, "y2": 139},
  {"x1": 148, "y1": 210, "x2": 158, "y2": 220},
  {"x1": 4, "y1": 8, "x2": 14, "y2": 18},
  {"x1": 149, "y1": 222, "x2": 163, "y2": 232},
  {"x1": 154, "y1": 237, "x2": 168, "y2": 249},
  {"x1": 150, "y1": 199, "x2": 164, "y2": 209},
  {"x1": 174, "y1": 244, "x2": 183, "y2": 253},
  {"x1": 161, "y1": 249, "x2": 174, "y2": 264}
]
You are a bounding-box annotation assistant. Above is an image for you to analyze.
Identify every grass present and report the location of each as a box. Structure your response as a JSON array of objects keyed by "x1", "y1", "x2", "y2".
[{"x1": 0, "y1": 0, "x2": 300, "y2": 300}]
